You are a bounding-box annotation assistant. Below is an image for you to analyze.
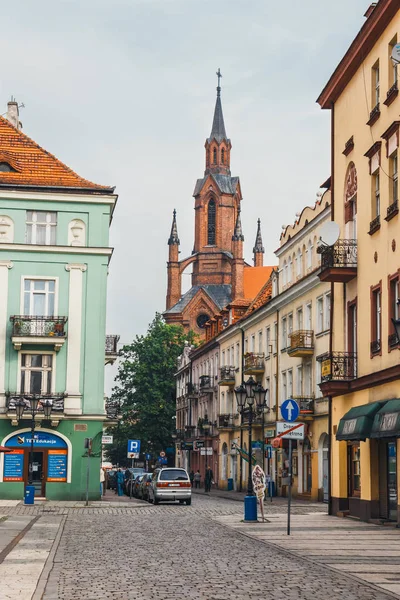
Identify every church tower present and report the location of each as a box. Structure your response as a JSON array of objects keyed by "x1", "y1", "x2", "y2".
[{"x1": 164, "y1": 72, "x2": 270, "y2": 335}]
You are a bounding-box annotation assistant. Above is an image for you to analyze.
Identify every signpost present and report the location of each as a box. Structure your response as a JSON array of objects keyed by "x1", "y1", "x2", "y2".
[
  {"x1": 127, "y1": 440, "x2": 141, "y2": 466},
  {"x1": 84, "y1": 437, "x2": 92, "y2": 507},
  {"x1": 279, "y1": 399, "x2": 301, "y2": 536}
]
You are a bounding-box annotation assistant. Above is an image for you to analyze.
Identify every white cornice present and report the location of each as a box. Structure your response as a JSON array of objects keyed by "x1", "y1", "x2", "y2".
[
  {"x1": 0, "y1": 243, "x2": 113, "y2": 256},
  {"x1": 0, "y1": 189, "x2": 118, "y2": 205},
  {"x1": 275, "y1": 206, "x2": 330, "y2": 258}
]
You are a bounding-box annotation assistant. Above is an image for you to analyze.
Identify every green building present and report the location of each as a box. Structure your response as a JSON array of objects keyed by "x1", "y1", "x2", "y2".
[{"x1": 0, "y1": 100, "x2": 119, "y2": 500}]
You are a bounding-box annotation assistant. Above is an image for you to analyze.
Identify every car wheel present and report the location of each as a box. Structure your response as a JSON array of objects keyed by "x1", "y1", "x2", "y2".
[
  {"x1": 154, "y1": 497, "x2": 160, "y2": 505},
  {"x1": 179, "y1": 500, "x2": 184, "y2": 504},
  {"x1": 185, "y1": 499, "x2": 191, "y2": 506}
]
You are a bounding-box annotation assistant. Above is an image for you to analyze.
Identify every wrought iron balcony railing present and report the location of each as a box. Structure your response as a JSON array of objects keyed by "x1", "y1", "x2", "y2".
[
  {"x1": 244, "y1": 353, "x2": 265, "y2": 374},
  {"x1": 10, "y1": 315, "x2": 67, "y2": 337},
  {"x1": 217, "y1": 413, "x2": 235, "y2": 428},
  {"x1": 291, "y1": 396, "x2": 314, "y2": 415},
  {"x1": 187, "y1": 383, "x2": 199, "y2": 397},
  {"x1": 6, "y1": 393, "x2": 65, "y2": 413},
  {"x1": 386, "y1": 199, "x2": 398, "y2": 221},
  {"x1": 105, "y1": 335, "x2": 120, "y2": 355},
  {"x1": 389, "y1": 333, "x2": 399, "y2": 349},
  {"x1": 370, "y1": 340, "x2": 381, "y2": 355},
  {"x1": 288, "y1": 330, "x2": 314, "y2": 357},
  {"x1": 219, "y1": 366, "x2": 236, "y2": 385},
  {"x1": 320, "y1": 352, "x2": 357, "y2": 382},
  {"x1": 105, "y1": 397, "x2": 122, "y2": 419},
  {"x1": 199, "y1": 375, "x2": 213, "y2": 391},
  {"x1": 319, "y1": 239, "x2": 357, "y2": 269},
  {"x1": 368, "y1": 215, "x2": 381, "y2": 235}
]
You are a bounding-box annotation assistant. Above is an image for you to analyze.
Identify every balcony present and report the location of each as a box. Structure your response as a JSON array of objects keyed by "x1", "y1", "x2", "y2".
[
  {"x1": 105, "y1": 397, "x2": 122, "y2": 421},
  {"x1": 287, "y1": 330, "x2": 314, "y2": 358},
  {"x1": 318, "y1": 240, "x2": 357, "y2": 283},
  {"x1": 244, "y1": 353, "x2": 265, "y2": 375},
  {"x1": 105, "y1": 334, "x2": 120, "y2": 365},
  {"x1": 6, "y1": 393, "x2": 65, "y2": 425},
  {"x1": 384, "y1": 81, "x2": 398, "y2": 107},
  {"x1": 218, "y1": 366, "x2": 236, "y2": 387},
  {"x1": 10, "y1": 315, "x2": 67, "y2": 352},
  {"x1": 319, "y1": 352, "x2": 357, "y2": 395},
  {"x1": 385, "y1": 199, "x2": 399, "y2": 222},
  {"x1": 366, "y1": 102, "x2": 380, "y2": 126},
  {"x1": 217, "y1": 413, "x2": 235, "y2": 429},
  {"x1": 199, "y1": 375, "x2": 213, "y2": 394},
  {"x1": 291, "y1": 396, "x2": 314, "y2": 416},
  {"x1": 368, "y1": 215, "x2": 381, "y2": 235},
  {"x1": 187, "y1": 383, "x2": 199, "y2": 398}
]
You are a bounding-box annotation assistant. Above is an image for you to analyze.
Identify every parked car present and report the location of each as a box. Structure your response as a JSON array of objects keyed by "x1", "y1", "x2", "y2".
[
  {"x1": 124, "y1": 468, "x2": 145, "y2": 494},
  {"x1": 139, "y1": 474, "x2": 153, "y2": 501},
  {"x1": 148, "y1": 468, "x2": 191, "y2": 505},
  {"x1": 132, "y1": 474, "x2": 145, "y2": 498},
  {"x1": 107, "y1": 469, "x2": 117, "y2": 490}
]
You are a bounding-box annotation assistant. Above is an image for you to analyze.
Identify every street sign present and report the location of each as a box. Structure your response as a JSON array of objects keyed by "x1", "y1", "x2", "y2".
[
  {"x1": 251, "y1": 441, "x2": 262, "y2": 449},
  {"x1": 127, "y1": 440, "x2": 141, "y2": 454},
  {"x1": 200, "y1": 447, "x2": 213, "y2": 456},
  {"x1": 102, "y1": 435, "x2": 113, "y2": 445},
  {"x1": 276, "y1": 421, "x2": 305, "y2": 440},
  {"x1": 159, "y1": 451, "x2": 166, "y2": 458},
  {"x1": 264, "y1": 444, "x2": 272, "y2": 459},
  {"x1": 280, "y1": 399, "x2": 299, "y2": 422},
  {"x1": 145, "y1": 453, "x2": 151, "y2": 460},
  {"x1": 265, "y1": 428, "x2": 275, "y2": 439},
  {"x1": 127, "y1": 452, "x2": 139, "y2": 459},
  {"x1": 193, "y1": 440, "x2": 205, "y2": 451}
]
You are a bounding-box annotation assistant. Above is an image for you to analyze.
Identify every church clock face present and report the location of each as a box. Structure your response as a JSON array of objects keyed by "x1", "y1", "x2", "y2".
[{"x1": 196, "y1": 313, "x2": 210, "y2": 329}]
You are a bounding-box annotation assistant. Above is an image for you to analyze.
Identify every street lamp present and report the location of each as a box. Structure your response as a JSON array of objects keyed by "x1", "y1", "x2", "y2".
[
  {"x1": 15, "y1": 396, "x2": 53, "y2": 487},
  {"x1": 234, "y1": 377, "x2": 268, "y2": 521},
  {"x1": 202, "y1": 416, "x2": 211, "y2": 492}
]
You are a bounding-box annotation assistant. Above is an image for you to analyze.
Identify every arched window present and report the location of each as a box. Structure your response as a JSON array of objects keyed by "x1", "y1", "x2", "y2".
[
  {"x1": 213, "y1": 148, "x2": 217, "y2": 164},
  {"x1": 296, "y1": 248, "x2": 302, "y2": 277},
  {"x1": 307, "y1": 239, "x2": 313, "y2": 270},
  {"x1": 221, "y1": 148, "x2": 225, "y2": 164},
  {"x1": 288, "y1": 256, "x2": 293, "y2": 284},
  {"x1": 282, "y1": 261, "x2": 287, "y2": 287},
  {"x1": 207, "y1": 200, "x2": 216, "y2": 245}
]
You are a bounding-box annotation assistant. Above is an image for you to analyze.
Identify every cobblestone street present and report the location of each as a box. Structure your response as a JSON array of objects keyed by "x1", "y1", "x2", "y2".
[{"x1": 0, "y1": 494, "x2": 395, "y2": 600}]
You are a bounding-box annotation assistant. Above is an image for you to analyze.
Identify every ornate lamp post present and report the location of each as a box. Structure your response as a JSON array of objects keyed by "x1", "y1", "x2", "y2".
[
  {"x1": 234, "y1": 377, "x2": 268, "y2": 521},
  {"x1": 15, "y1": 396, "x2": 53, "y2": 486},
  {"x1": 202, "y1": 416, "x2": 210, "y2": 491}
]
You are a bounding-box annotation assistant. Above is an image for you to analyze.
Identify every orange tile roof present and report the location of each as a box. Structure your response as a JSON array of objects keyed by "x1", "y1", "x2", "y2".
[
  {"x1": 243, "y1": 265, "x2": 274, "y2": 299},
  {"x1": 0, "y1": 116, "x2": 113, "y2": 192},
  {"x1": 244, "y1": 271, "x2": 274, "y2": 317}
]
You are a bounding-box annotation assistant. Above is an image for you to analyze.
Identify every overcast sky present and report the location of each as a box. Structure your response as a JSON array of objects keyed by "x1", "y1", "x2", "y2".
[{"x1": 1, "y1": 0, "x2": 368, "y2": 392}]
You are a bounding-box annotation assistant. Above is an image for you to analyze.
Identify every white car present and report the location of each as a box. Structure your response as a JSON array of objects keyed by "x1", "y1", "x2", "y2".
[{"x1": 148, "y1": 468, "x2": 192, "y2": 505}]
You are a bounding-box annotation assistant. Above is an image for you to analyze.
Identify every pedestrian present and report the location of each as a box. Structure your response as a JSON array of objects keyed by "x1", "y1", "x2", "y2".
[
  {"x1": 189, "y1": 470, "x2": 195, "y2": 488},
  {"x1": 100, "y1": 467, "x2": 105, "y2": 496},
  {"x1": 194, "y1": 470, "x2": 201, "y2": 489},
  {"x1": 205, "y1": 466, "x2": 214, "y2": 493},
  {"x1": 116, "y1": 468, "x2": 124, "y2": 497}
]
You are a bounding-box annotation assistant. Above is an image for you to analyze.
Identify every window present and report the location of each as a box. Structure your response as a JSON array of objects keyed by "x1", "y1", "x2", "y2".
[
  {"x1": 244, "y1": 338, "x2": 248, "y2": 354},
  {"x1": 296, "y1": 307, "x2": 303, "y2": 330},
  {"x1": 287, "y1": 369, "x2": 293, "y2": 398},
  {"x1": 317, "y1": 297, "x2": 324, "y2": 333},
  {"x1": 296, "y1": 248, "x2": 302, "y2": 277},
  {"x1": 304, "y1": 362, "x2": 311, "y2": 396},
  {"x1": 221, "y1": 351, "x2": 225, "y2": 367},
  {"x1": 316, "y1": 360, "x2": 322, "y2": 393},
  {"x1": 235, "y1": 344, "x2": 239, "y2": 368},
  {"x1": 372, "y1": 172, "x2": 380, "y2": 218},
  {"x1": 281, "y1": 317, "x2": 287, "y2": 349},
  {"x1": 372, "y1": 61, "x2": 380, "y2": 107},
  {"x1": 296, "y1": 365, "x2": 303, "y2": 396},
  {"x1": 305, "y1": 303, "x2": 312, "y2": 330},
  {"x1": 24, "y1": 279, "x2": 55, "y2": 316},
  {"x1": 26, "y1": 211, "x2": 57, "y2": 245},
  {"x1": 266, "y1": 327, "x2": 271, "y2": 357},
  {"x1": 282, "y1": 261, "x2": 287, "y2": 287},
  {"x1": 307, "y1": 240, "x2": 313, "y2": 270},
  {"x1": 348, "y1": 443, "x2": 361, "y2": 497},
  {"x1": 389, "y1": 36, "x2": 398, "y2": 86},
  {"x1": 226, "y1": 348, "x2": 230, "y2": 367},
  {"x1": 207, "y1": 200, "x2": 216, "y2": 245},
  {"x1": 371, "y1": 284, "x2": 382, "y2": 355},
  {"x1": 251, "y1": 335, "x2": 255, "y2": 352},
  {"x1": 281, "y1": 371, "x2": 287, "y2": 402},
  {"x1": 288, "y1": 313, "x2": 293, "y2": 338},
  {"x1": 20, "y1": 354, "x2": 52, "y2": 394},
  {"x1": 213, "y1": 148, "x2": 217, "y2": 164},
  {"x1": 288, "y1": 257, "x2": 293, "y2": 284},
  {"x1": 390, "y1": 151, "x2": 398, "y2": 205},
  {"x1": 273, "y1": 322, "x2": 278, "y2": 354},
  {"x1": 221, "y1": 148, "x2": 225, "y2": 164},
  {"x1": 324, "y1": 293, "x2": 331, "y2": 330},
  {"x1": 0, "y1": 162, "x2": 14, "y2": 172},
  {"x1": 258, "y1": 330, "x2": 263, "y2": 353},
  {"x1": 389, "y1": 276, "x2": 400, "y2": 347}
]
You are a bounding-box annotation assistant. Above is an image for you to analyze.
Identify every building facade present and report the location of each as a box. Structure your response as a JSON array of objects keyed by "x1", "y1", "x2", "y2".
[
  {"x1": 318, "y1": 0, "x2": 400, "y2": 523},
  {"x1": 0, "y1": 102, "x2": 118, "y2": 500}
]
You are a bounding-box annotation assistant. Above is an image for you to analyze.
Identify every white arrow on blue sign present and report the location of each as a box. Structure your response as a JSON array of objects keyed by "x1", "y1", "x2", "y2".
[
  {"x1": 280, "y1": 399, "x2": 299, "y2": 422},
  {"x1": 127, "y1": 440, "x2": 141, "y2": 453}
]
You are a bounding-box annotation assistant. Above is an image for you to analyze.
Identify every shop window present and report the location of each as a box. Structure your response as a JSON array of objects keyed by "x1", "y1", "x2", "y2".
[
  {"x1": 26, "y1": 211, "x2": 57, "y2": 245},
  {"x1": 20, "y1": 354, "x2": 52, "y2": 394},
  {"x1": 348, "y1": 443, "x2": 361, "y2": 497}
]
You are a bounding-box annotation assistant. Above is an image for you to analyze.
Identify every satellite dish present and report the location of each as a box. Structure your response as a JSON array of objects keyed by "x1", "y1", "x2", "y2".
[
  {"x1": 319, "y1": 221, "x2": 340, "y2": 246},
  {"x1": 391, "y1": 43, "x2": 400, "y2": 65}
]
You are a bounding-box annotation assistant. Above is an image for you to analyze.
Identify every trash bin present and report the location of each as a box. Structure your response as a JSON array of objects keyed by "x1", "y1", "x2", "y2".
[
  {"x1": 24, "y1": 486, "x2": 35, "y2": 505},
  {"x1": 227, "y1": 478, "x2": 233, "y2": 491}
]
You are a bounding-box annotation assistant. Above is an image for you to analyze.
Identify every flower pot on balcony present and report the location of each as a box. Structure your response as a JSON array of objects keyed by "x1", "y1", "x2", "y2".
[{"x1": 54, "y1": 323, "x2": 64, "y2": 336}]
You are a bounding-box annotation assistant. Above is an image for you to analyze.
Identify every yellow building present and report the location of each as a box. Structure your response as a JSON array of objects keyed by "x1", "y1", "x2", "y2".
[
  {"x1": 216, "y1": 191, "x2": 332, "y2": 500},
  {"x1": 317, "y1": 0, "x2": 400, "y2": 522}
]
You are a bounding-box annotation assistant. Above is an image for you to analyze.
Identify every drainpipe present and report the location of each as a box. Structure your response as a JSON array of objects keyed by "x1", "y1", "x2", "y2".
[
  {"x1": 328, "y1": 101, "x2": 335, "y2": 517},
  {"x1": 275, "y1": 310, "x2": 280, "y2": 491}
]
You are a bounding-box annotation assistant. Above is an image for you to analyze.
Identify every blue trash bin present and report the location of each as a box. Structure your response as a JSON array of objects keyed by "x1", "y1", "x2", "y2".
[
  {"x1": 227, "y1": 478, "x2": 233, "y2": 491},
  {"x1": 244, "y1": 495, "x2": 257, "y2": 521},
  {"x1": 24, "y1": 486, "x2": 35, "y2": 505}
]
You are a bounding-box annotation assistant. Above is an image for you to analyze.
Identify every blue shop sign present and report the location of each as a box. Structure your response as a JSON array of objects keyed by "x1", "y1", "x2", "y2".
[{"x1": 6, "y1": 432, "x2": 67, "y2": 449}]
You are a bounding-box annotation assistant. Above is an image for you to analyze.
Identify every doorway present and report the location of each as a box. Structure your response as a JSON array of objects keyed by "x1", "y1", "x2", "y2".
[
  {"x1": 303, "y1": 438, "x2": 312, "y2": 493},
  {"x1": 379, "y1": 440, "x2": 398, "y2": 521},
  {"x1": 27, "y1": 450, "x2": 46, "y2": 497}
]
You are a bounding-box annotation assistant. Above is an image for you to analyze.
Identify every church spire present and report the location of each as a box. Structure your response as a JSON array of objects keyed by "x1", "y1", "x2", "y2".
[
  {"x1": 168, "y1": 209, "x2": 180, "y2": 245},
  {"x1": 232, "y1": 207, "x2": 244, "y2": 242},
  {"x1": 253, "y1": 218, "x2": 264, "y2": 267},
  {"x1": 208, "y1": 69, "x2": 227, "y2": 143}
]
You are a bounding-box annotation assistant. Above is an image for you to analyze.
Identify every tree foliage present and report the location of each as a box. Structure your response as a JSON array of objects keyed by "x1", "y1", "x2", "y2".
[{"x1": 105, "y1": 314, "x2": 195, "y2": 465}]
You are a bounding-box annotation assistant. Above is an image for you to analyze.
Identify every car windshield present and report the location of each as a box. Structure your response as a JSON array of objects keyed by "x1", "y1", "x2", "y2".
[{"x1": 160, "y1": 469, "x2": 188, "y2": 481}]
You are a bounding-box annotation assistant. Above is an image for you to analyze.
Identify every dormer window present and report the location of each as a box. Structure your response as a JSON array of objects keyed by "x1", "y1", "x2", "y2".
[
  {"x1": 213, "y1": 148, "x2": 217, "y2": 164},
  {"x1": 0, "y1": 162, "x2": 14, "y2": 172},
  {"x1": 221, "y1": 148, "x2": 225, "y2": 164}
]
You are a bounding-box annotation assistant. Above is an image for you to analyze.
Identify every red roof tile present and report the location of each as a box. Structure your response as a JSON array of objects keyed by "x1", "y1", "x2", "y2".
[{"x1": 0, "y1": 116, "x2": 113, "y2": 192}]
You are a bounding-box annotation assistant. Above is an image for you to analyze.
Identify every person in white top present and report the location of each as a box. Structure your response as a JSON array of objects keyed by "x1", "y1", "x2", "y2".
[{"x1": 100, "y1": 467, "x2": 105, "y2": 496}]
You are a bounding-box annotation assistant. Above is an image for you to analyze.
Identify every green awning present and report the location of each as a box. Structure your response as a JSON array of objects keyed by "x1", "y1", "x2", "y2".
[
  {"x1": 371, "y1": 399, "x2": 400, "y2": 439},
  {"x1": 336, "y1": 401, "x2": 385, "y2": 441}
]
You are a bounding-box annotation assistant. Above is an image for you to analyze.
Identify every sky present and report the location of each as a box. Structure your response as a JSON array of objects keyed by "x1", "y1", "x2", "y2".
[{"x1": 0, "y1": 0, "x2": 368, "y2": 392}]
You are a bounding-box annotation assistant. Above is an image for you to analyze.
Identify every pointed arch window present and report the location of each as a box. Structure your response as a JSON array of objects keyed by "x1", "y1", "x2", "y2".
[
  {"x1": 221, "y1": 148, "x2": 225, "y2": 164},
  {"x1": 207, "y1": 199, "x2": 216, "y2": 245},
  {"x1": 213, "y1": 148, "x2": 217, "y2": 164}
]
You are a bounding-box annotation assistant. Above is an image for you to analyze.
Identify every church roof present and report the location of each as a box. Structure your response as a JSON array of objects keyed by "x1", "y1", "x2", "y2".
[
  {"x1": 0, "y1": 115, "x2": 113, "y2": 193},
  {"x1": 193, "y1": 174, "x2": 239, "y2": 197},
  {"x1": 164, "y1": 284, "x2": 232, "y2": 315},
  {"x1": 208, "y1": 90, "x2": 228, "y2": 143}
]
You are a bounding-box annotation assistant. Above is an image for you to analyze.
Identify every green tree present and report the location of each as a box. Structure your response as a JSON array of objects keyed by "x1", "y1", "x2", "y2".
[{"x1": 105, "y1": 314, "x2": 196, "y2": 465}]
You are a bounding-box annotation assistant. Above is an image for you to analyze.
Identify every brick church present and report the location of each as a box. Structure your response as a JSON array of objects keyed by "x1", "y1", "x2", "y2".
[{"x1": 164, "y1": 74, "x2": 273, "y2": 335}]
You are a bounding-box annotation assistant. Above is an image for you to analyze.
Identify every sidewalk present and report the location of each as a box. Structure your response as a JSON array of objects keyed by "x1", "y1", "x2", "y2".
[{"x1": 192, "y1": 487, "x2": 324, "y2": 507}]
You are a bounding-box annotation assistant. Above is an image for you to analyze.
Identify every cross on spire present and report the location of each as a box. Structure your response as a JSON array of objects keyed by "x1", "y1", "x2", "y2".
[{"x1": 216, "y1": 68, "x2": 222, "y2": 96}]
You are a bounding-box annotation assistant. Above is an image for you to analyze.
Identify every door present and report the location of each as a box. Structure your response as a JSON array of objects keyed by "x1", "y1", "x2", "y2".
[
  {"x1": 27, "y1": 450, "x2": 46, "y2": 497},
  {"x1": 303, "y1": 438, "x2": 312, "y2": 493},
  {"x1": 388, "y1": 442, "x2": 397, "y2": 521},
  {"x1": 322, "y1": 437, "x2": 329, "y2": 503}
]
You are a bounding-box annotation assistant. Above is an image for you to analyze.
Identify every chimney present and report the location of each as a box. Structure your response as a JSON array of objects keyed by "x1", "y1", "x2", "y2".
[
  {"x1": 364, "y1": 3, "x2": 377, "y2": 19},
  {"x1": 6, "y1": 97, "x2": 22, "y2": 130}
]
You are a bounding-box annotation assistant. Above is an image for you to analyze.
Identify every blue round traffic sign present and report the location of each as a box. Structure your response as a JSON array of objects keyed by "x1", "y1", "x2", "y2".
[{"x1": 280, "y1": 399, "x2": 299, "y2": 422}]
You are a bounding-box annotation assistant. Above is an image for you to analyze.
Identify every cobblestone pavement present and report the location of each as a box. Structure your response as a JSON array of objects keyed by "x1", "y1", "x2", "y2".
[{"x1": 34, "y1": 495, "x2": 395, "y2": 600}]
